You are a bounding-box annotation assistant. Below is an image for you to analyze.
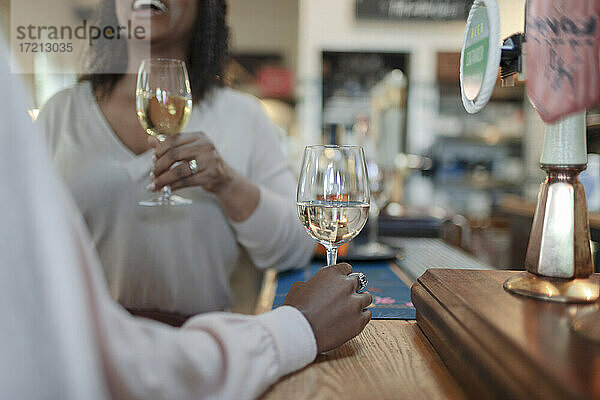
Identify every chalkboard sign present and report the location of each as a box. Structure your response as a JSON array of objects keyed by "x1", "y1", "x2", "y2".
[{"x1": 355, "y1": 0, "x2": 471, "y2": 21}]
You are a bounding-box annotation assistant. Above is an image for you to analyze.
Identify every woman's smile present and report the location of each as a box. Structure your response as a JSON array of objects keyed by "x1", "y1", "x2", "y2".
[
  {"x1": 118, "y1": 0, "x2": 195, "y2": 45},
  {"x1": 131, "y1": 0, "x2": 169, "y2": 18}
]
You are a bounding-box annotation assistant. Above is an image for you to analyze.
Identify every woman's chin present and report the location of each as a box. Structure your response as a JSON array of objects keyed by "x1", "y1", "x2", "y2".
[
  {"x1": 128, "y1": 14, "x2": 172, "y2": 36},
  {"x1": 148, "y1": 34, "x2": 179, "y2": 49},
  {"x1": 126, "y1": 28, "x2": 173, "y2": 50}
]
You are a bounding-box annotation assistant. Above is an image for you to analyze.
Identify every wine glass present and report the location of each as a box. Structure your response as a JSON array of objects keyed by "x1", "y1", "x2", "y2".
[
  {"x1": 297, "y1": 145, "x2": 370, "y2": 266},
  {"x1": 353, "y1": 160, "x2": 395, "y2": 256},
  {"x1": 136, "y1": 58, "x2": 193, "y2": 206}
]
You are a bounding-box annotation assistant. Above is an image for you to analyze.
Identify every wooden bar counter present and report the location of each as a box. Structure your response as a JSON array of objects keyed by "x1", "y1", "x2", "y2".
[
  {"x1": 412, "y1": 269, "x2": 600, "y2": 400},
  {"x1": 257, "y1": 246, "x2": 600, "y2": 399},
  {"x1": 256, "y1": 262, "x2": 466, "y2": 400},
  {"x1": 255, "y1": 243, "x2": 474, "y2": 400},
  {"x1": 259, "y1": 319, "x2": 467, "y2": 400}
]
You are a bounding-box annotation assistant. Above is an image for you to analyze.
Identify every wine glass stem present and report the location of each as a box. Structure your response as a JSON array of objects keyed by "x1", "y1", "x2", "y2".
[
  {"x1": 369, "y1": 208, "x2": 379, "y2": 244},
  {"x1": 159, "y1": 186, "x2": 172, "y2": 202},
  {"x1": 154, "y1": 136, "x2": 172, "y2": 203},
  {"x1": 326, "y1": 246, "x2": 338, "y2": 267}
]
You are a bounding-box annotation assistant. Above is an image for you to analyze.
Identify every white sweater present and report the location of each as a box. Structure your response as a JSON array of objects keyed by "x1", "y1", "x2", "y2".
[
  {"x1": 1, "y1": 45, "x2": 317, "y2": 399},
  {"x1": 38, "y1": 82, "x2": 313, "y2": 315}
]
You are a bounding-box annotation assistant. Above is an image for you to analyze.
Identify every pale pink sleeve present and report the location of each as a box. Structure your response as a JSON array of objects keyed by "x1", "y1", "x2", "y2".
[
  {"x1": 71, "y1": 210, "x2": 317, "y2": 400},
  {"x1": 1, "y1": 37, "x2": 318, "y2": 400}
]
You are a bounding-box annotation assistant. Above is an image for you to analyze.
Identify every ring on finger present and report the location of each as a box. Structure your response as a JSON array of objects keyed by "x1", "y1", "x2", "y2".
[
  {"x1": 188, "y1": 159, "x2": 199, "y2": 175},
  {"x1": 348, "y1": 272, "x2": 368, "y2": 293}
]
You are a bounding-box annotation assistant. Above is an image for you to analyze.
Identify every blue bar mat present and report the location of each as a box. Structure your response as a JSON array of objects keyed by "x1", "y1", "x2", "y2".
[{"x1": 272, "y1": 261, "x2": 416, "y2": 320}]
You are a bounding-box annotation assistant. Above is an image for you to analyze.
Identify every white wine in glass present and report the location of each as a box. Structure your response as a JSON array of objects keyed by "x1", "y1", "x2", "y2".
[
  {"x1": 136, "y1": 58, "x2": 193, "y2": 206},
  {"x1": 297, "y1": 145, "x2": 370, "y2": 266},
  {"x1": 137, "y1": 93, "x2": 192, "y2": 139},
  {"x1": 297, "y1": 200, "x2": 369, "y2": 248}
]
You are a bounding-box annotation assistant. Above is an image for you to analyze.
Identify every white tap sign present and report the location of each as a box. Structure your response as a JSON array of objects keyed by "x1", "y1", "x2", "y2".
[{"x1": 459, "y1": 0, "x2": 501, "y2": 114}]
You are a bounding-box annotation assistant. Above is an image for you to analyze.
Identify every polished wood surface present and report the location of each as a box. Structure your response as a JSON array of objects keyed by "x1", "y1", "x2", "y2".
[
  {"x1": 260, "y1": 320, "x2": 467, "y2": 400},
  {"x1": 255, "y1": 269, "x2": 277, "y2": 315},
  {"x1": 412, "y1": 269, "x2": 600, "y2": 400}
]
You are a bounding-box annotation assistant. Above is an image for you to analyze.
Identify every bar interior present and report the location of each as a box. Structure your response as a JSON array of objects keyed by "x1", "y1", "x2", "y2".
[{"x1": 1, "y1": 0, "x2": 600, "y2": 399}]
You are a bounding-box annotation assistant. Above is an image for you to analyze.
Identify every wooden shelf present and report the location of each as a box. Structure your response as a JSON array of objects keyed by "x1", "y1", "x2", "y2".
[{"x1": 500, "y1": 194, "x2": 600, "y2": 229}]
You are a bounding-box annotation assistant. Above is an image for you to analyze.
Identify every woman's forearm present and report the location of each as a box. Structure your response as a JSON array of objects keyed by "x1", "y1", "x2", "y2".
[
  {"x1": 226, "y1": 182, "x2": 315, "y2": 270},
  {"x1": 215, "y1": 169, "x2": 260, "y2": 222}
]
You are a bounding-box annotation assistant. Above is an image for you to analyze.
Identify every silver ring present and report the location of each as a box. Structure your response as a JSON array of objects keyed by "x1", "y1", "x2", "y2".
[
  {"x1": 349, "y1": 272, "x2": 368, "y2": 293},
  {"x1": 188, "y1": 159, "x2": 199, "y2": 175}
]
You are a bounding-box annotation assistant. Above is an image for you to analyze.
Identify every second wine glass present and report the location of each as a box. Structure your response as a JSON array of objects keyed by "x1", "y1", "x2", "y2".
[
  {"x1": 297, "y1": 145, "x2": 370, "y2": 266},
  {"x1": 136, "y1": 58, "x2": 193, "y2": 206}
]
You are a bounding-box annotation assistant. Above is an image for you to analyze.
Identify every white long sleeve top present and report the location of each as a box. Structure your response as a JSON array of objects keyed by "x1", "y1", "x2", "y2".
[
  {"x1": 38, "y1": 81, "x2": 314, "y2": 315},
  {"x1": 0, "y1": 43, "x2": 317, "y2": 399}
]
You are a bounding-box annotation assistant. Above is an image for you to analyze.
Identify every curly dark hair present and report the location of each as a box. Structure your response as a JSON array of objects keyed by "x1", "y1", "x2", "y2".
[{"x1": 81, "y1": 0, "x2": 229, "y2": 103}]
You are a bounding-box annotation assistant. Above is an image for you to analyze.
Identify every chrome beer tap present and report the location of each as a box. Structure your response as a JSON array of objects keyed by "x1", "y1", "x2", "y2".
[{"x1": 460, "y1": 0, "x2": 599, "y2": 303}]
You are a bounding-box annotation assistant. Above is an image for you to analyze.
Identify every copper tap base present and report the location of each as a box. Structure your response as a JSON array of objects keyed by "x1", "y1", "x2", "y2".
[
  {"x1": 524, "y1": 165, "x2": 593, "y2": 279},
  {"x1": 504, "y1": 272, "x2": 600, "y2": 303},
  {"x1": 572, "y1": 305, "x2": 600, "y2": 342}
]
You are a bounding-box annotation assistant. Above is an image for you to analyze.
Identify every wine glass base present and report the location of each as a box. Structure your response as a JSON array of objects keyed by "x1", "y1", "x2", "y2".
[
  {"x1": 503, "y1": 272, "x2": 600, "y2": 303},
  {"x1": 138, "y1": 194, "x2": 193, "y2": 207},
  {"x1": 352, "y1": 241, "x2": 396, "y2": 258}
]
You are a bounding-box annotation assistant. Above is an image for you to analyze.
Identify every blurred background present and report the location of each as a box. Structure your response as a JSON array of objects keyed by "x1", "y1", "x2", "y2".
[{"x1": 1, "y1": 0, "x2": 599, "y2": 270}]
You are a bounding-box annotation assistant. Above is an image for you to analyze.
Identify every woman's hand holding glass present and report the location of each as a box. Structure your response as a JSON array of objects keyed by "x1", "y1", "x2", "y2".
[
  {"x1": 148, "y1": 131, "x2": 261, "y2": 222},
  {"x1": 282, "y1": 262, "x2": 372, "y2": 353},
  {"x1": 148, "y1": 132, "x2": 233, "y2": 193}
]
